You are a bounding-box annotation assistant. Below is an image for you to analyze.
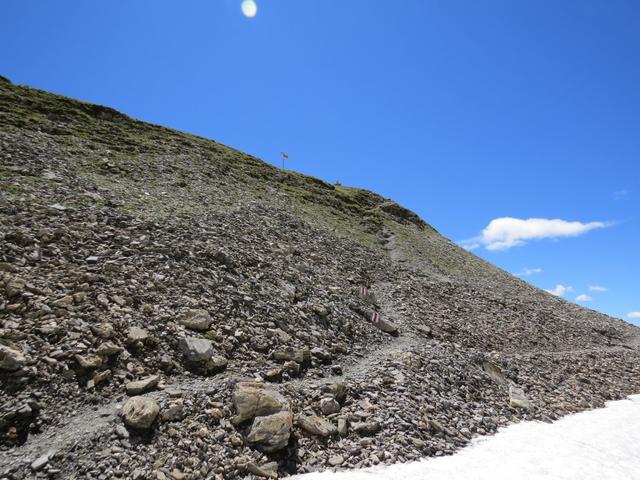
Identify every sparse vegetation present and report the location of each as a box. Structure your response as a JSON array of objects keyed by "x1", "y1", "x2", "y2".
[{"x1": 1, "y1": 80, "x2": 639, "y2": 480}]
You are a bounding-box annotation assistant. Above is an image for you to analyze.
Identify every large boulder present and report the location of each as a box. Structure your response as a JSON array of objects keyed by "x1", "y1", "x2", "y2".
[
  {"x1": 246, "y1": 411, "x2": 293, "y2": 452},
  {"x1": 178, "y1": 336, "x2": 227, "y2": 374},
  {"x1": 180, "y1": 309, "x2": 213, "y2": 331},
  {"x1": 232, "y1": 382, "x2": 289, "y2": 425},
  {"x1": 121, "y1": 396, "x2": 160, "y2": 430}
]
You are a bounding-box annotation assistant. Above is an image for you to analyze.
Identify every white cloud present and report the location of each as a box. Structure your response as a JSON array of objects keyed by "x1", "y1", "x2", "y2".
[
  {"x1": 575, "y1": 294, "x2": 593, "y2": 302},
  {"x1": 545, "y1": 284, "x2": 573, "y2": 297},
  {"x1": 588, "y1": 285, "x2": 608, "y2": 292},
  {"x1": 627, "y1": 312, "x2": 640, "y2": 319},
  {"x1": 461, "y1": 217, "x2": 610, "y2": 251},
  {"x1": 515, "y1": 267, "x2": 543, "y2": 277}
]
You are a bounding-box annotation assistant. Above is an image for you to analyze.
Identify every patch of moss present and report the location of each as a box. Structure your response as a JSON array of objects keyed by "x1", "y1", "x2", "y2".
[{"x1": 0, "y1": 184, "x2": 31, "y2": 195}]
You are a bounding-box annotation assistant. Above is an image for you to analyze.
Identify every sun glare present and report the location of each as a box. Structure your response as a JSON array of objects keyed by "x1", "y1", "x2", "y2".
[{"x1": 241, "y1": 0, "x2": 257, "y2": 18}]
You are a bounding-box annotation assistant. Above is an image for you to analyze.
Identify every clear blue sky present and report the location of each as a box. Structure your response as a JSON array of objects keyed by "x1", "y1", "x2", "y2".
[{"x1": 2, "y1": 0, "x2": 638, "y2": 324}]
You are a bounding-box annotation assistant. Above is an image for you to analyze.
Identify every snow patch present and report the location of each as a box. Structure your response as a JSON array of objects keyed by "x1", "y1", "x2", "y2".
[{"x1": 292, "y1": 394, "x2": 640, "y2": 480}]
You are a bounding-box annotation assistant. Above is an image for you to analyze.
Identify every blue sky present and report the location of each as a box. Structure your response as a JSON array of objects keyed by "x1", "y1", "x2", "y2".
[{"x1": 2, "y1": 0, "x2": 638, "y2": 323}]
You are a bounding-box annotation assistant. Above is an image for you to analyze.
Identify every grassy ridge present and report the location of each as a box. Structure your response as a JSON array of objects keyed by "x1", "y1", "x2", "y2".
[{"x1": 0, "y1": 79, "x2": 505, "y2": 281}]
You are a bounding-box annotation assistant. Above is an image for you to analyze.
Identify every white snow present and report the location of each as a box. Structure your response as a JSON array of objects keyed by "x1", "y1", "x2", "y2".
[{"x1": 292, "y1": 394, "x2": 640, "y2": 480}]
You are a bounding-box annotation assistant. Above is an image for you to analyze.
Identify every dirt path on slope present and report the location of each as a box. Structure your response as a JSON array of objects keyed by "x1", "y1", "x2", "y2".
[{"x1": 0, "y1": 281, "x2": 418, "y2": 473}]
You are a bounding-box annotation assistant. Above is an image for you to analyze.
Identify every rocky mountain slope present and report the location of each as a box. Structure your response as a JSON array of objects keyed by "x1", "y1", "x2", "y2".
[{"x1": 1, "y1": 76, "x2": 639, "y2": 479}]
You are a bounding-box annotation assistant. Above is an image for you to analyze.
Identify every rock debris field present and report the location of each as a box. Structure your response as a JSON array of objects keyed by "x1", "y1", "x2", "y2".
[{"x1": 1, "y1": 78, "x2": 639, "y2": 479}]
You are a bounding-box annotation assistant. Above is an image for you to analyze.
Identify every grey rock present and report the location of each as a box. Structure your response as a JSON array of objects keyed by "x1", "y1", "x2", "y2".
[
  {"x1": 178, "y1": 336, "x2": 214, "y2": 362},
  {"x1": 352, "y1": 421, "x2": 381, "y2": 436},
  {"x1": 282, "y1": 360, "x2": 301, "y2": 376},
  {"x1": 247, "y1": 461, "x2": 279, "y2": 479},
  {"x1": 273, "y1": 348, "x2": 311, "y2": 364},
  {"x1": 125, "y1": 375, "x2": 160, "y2": 395},
  {"x1": 122, "y1": 396, "x2": 160, "y2": 430},
  {"x1": 321, "y1": 382, "x2": 348, "y2": 403},
  {"x1": 415, "y1": 324, "x2": 432, "y2": 336},
  {"x1": 96, "y1": 341, "x2": 123, "y2": 356},
  {"x1": 311, "y1": 347, "x2": 333, "y2": 364},
  {"x1": 115, "y1": 425, "x2": 129, "y2": 439},
  {"x1": 93, "y1": 369, "x2": 112, "y2": 385},
  {"x1": 320, "y1": 397, "x2": 341, "y2": 415},
  {"x1": 0, "y1": 344, "x2": 26, "y2": 371},
  {"x1": 297, "y1": 413, "x2": 337, "y2": 437},
  {"x1": 264, "y1": 367, "x2": 283, "y2": 382},
  {"x1": 5, "y1": 278, "x2": 25, "y2": 299},
  {"x1": 0, "y1": 262, "x2": 17, "y2": 273},
  {"x1": 74, "y1": 354, "x2": 103, "y2": 370},
  {"x1": 482, "y1": 361, "x2": 507, "y2": 385},
  {"x1": 232, "y1": 382, "x2": 289, "y2": 425},
  {"x1": 178, "y1": 336, "x2": 227, "y2": 374},
  {"x1": 91, "y1": 322, "x2": 115, "y2": 339},
  {"x1": 509, "y1": 384, "x2": 533, "y2": 410},
  {"x1": 337, "y1": 417, "x2": 348, "y2": 436},
  {"x1": 368, "y1": 310, "x2": 399, "y2": 335},
  {"x1": 180, "y1": 309, "x2": 213, "y2": 331},
  {"x1": 246, "y1": 411, "x2": 293, "y2": 452},
  {"x1": 126, "y1": 326, "x2": 149, "y2": 345},
  {"x1": 166, "y1": 388, "x2": 183, "y2": 398},
  {"x1": 115, "y1": 424, "x2": 130, "y2": 439},
  {"x1": 161, "y1": 398, "x2": 184, "y2": 422},
  {"x1": 31, "y1": 451, "x2": 52, "y2": 471}
]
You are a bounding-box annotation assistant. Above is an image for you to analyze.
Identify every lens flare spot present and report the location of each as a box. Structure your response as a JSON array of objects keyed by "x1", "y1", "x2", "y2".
[{"x1": 241, "y1": 0, "x2": 257, "y2": 18}]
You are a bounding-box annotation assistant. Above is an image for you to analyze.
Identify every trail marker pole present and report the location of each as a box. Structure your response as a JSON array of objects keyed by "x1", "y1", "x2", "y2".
[{"x1": 281, "y1": 152, "x2": 289, "y2": 170}]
